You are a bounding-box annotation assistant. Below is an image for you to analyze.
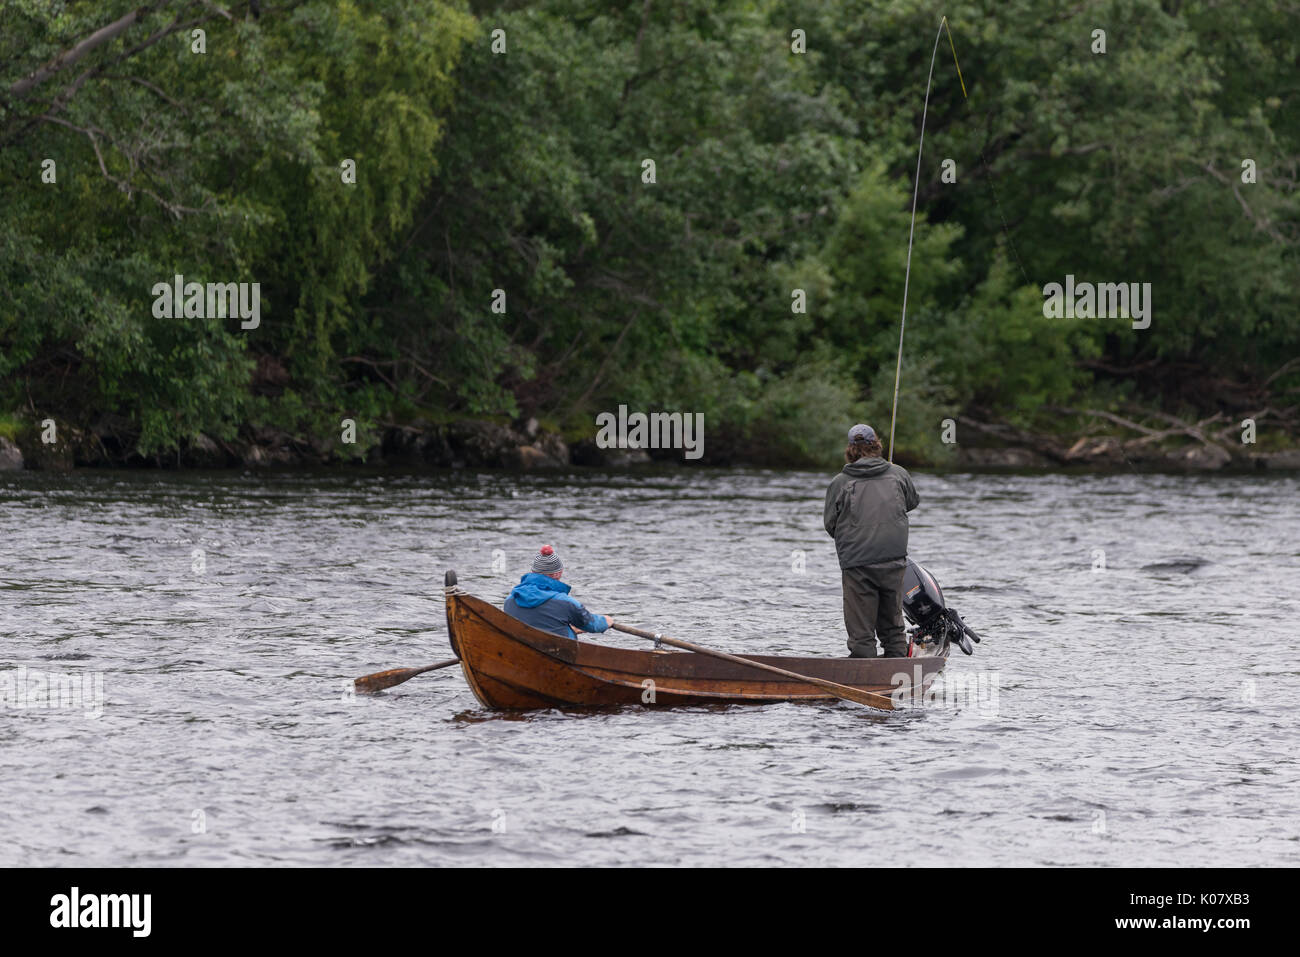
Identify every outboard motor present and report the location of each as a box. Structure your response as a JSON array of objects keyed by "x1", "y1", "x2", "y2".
[{"x1": 901, "y1": 559, "x2": 982, "y2": 655}]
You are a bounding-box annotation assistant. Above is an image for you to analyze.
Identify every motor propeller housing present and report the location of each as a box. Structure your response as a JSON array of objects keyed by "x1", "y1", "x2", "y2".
[{"x1": 901, "y1": 559, "x2": 981, "y2": 655}]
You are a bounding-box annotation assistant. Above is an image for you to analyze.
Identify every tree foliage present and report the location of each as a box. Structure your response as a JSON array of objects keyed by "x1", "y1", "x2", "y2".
[{"x1": 2, "y1": 0, "x2": 1296, "y2": 464}]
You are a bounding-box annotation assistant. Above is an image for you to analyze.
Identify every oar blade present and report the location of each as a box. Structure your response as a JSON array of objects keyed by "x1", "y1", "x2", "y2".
[
  {"x1": 354, "y1": 658, "x2": 461, "y2": 694},
  {"x1": 354, "y1": 667, "x2": 420, "y2": 695},
  {"x1": 838, "y1": 685, "x2": 896, "y2": 710}
]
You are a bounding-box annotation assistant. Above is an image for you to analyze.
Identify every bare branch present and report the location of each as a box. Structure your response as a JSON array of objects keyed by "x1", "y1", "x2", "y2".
[
  {"x1": 98, "y1": 74, "x2": 186, "y2": 110},
  {"x1": 7, "y1": 4, "x2": 163, "y2": 99},
  {"x1": 1202, "y1": 161, "x2": 1288, "y2": 243},
  {"x1": 200, "y1": 1, "x2": 235, "y2": 21},
  {"x1": 36, "y1": 112, "x2": 206, "y2": 218},
  {"x1": 1263, "y1": 356, "x2": 1300, "y2": 387}
]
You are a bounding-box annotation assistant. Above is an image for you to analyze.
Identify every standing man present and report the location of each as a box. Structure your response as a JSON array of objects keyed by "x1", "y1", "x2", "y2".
[
  {"x1": 503, "y1": 545, "x2": 615, "y2": 639},
  {"x1": 823, "y1": 424, "x2": 920, "y2": 658}
]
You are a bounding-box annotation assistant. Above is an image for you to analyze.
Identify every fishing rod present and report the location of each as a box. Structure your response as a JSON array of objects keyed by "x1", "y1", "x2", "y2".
[{"x1": 888, "y1": 15, "x2": 966, "y2": 463}]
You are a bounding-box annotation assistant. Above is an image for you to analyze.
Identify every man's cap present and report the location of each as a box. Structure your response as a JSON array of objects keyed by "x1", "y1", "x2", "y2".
[
  {"x1": 848, "y1": 423, "x2": 877, "y2": 443},
  {"x1": 531, "y1": 544, "x2": 563, "y2": 575}
]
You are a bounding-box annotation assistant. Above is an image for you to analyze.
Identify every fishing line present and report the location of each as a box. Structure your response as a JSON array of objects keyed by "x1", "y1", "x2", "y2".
[
  {"x1": 971, "y1": 107, "x2": 1034, "y2": 289},
  {"x1": 889, "y1": 15, "x2": 966, "y2": 462}
]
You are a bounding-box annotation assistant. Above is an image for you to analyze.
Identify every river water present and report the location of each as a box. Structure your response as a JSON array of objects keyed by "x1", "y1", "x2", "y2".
[{"x1": 1, "y1": 467, "x2": 1297, "y2": 866}]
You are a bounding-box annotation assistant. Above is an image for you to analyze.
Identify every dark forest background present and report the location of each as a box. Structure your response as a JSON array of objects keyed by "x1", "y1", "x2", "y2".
[{"x1": 2, "y1": 0, "x2": 1297, "y2": 467}]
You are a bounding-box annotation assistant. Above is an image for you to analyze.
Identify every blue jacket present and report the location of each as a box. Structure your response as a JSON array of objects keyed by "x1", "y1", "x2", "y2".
[{"x1": 503, "y1": 573, "x2": 609, "y2": 639}]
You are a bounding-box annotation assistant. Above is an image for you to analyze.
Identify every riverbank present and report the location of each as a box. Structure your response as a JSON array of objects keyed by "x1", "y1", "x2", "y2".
[{"x1": 1, "y1": 412, "x2": 1297, "y2": 473}]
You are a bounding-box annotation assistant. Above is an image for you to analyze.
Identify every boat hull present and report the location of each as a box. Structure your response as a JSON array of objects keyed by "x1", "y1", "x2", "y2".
[{"x1": 446, "y1": 590, "x2": 949, "y2": 710}]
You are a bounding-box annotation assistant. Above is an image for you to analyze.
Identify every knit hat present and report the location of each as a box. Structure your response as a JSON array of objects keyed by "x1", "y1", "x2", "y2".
[
  {"x1": 531, "y1": 544, "x2": 563, "y2": 575},
  {"x1": 848, "y1": 423, "x2": 877, "y2": 443}
]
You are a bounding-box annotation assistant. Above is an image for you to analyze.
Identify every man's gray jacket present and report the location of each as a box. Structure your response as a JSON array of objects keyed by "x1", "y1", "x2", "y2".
[{"x1": 823, "y1": 457, "x2": 920, "y2": 569}]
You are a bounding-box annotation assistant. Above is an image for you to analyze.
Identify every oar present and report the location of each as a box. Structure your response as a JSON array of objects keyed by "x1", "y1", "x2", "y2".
[
  {"x1": 354, "y1": 658, "x2": 460, "y2": 694},
  {"x1": 610, "y1": 623, "x2": 895, "y2": 711}
]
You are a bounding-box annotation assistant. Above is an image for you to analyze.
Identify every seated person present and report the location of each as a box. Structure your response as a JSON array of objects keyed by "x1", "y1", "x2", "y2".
[{"x1": 503, "y1": 545, "x2": 614, "y2": 639}]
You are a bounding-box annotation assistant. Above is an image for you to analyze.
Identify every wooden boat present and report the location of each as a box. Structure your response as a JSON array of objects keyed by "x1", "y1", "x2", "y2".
[{"x1": 443, "y1": 571, "x2": 950, "y2": 710}]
